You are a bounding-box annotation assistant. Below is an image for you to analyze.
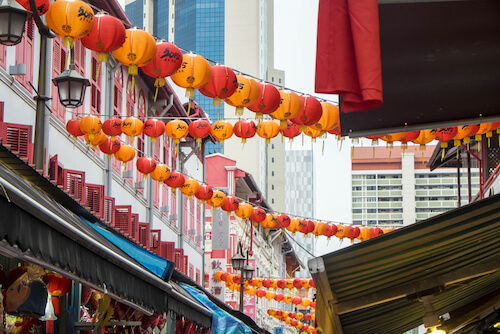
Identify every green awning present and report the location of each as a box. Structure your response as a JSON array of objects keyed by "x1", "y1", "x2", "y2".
[{"x1": 310, "y1": 194, "x2": 500, "y2": 334}]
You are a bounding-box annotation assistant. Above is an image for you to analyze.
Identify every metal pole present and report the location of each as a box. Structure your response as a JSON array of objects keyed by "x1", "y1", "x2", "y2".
[
  {"x1": 239, "y1": 270, "x2": 244, "y2": 312},
  {"x1": 33, "y1": 33, "x2": 47, "y2": 170}
]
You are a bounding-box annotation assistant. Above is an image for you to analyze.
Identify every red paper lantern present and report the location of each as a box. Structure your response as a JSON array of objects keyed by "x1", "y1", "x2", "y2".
[
  {"x1": 221, "y1": 195, "x2": 239, "y2": 215},
  {"x1": 277, "y1": 213, "x2": 291, "y2": 228},
  {"x1": 277, "y1": 279, "x2": 286, "y2": 289},
  {"x1": 300, "y1": 219, "x2": 316, "y2": 235},
  {"x1": 323, "y1": 223, "x2": 338, "y2": 239},
  {"x1": 291, "y1": 320, "x2": 298, "y2": 327},
  {"x1": 199, "y1": 65, "x2": 238, "y2": 107},
  {"x1": 46, "y1": 273, "x2": 71, "y2": 297},
  {"x1": 16, "y1": 0, "x2": 50, "y2": 16},
  {"x1": 274, "y1": 293, "x2": 284, "y2": 302},
  {"x1": 188, "y1": 119, "x2": 212, "y2": 144},
  {"x1": 304, "y1": 314, "x2": 312, "y2": 321},
  {"x1": 256, "y1": 289, "x2": 267, "y2": 298},
  {"x1": 280, "y1": 120, "x2": 301, "y2": 141},
  {"x1": 81, "y1": 13, "x2": 126, "y2": 63},
  {"x1": 141, "y1": 42, "x2": 183, "y2": 90},
  {"x1": 293, "y1": 278, "x2": 302, "y2": 290},
  {"x1": 102, "y1": 117, "x2": 122, "y2": 139},
  {"x1": 66, "y1": 118, "x2": 84, "y2": 140},
  {"x1": 165, "y1": 171, "x2": 185, "y2": 192},
  {"x1": 310, "y1": 302, "x2": 316, "y2": 309},
  {"x1": 309, "y1": 279, "x2": 315, "y2": 288},
  {"x1": 143, "y1": 119, "x2": 166, "y2": 143},
  {"x1": 346, "y1": 226, "x2": 361, "y2": 240},
  {"x1": 292, "y1": 297, "x2": 302, "y2": 305},
  {"x1": 99, "y1": 137, "x2": 121, "y2": 158},
  {"x1": 247, "y1": 82, "x2": 281, "y2": 119},
  {"x1": 250, "y1": 207, "x2": 267, "y2": 224},
  {"x1": 233, "y1": 119, "x2": 257, "y2": 143},
  {"x1": 262, "y1": 279, "x2": 271, "y2": 289},
  {"x1": 291, "y1": 95, "x2": 322, "y2": 132},
  {"x1": 436, "y1": 127, "x2": 458, "y2": 149},
  {"x1": 136, "y1": 157, "x2": 157, "y2": 177},
  {"x1": 399, "y1": 130, "x2": 421, "y2": 148},
  {"x1": 370, "y1": 227, "x2": 384, "y2": 238},
  {"x1": 195, "y1": 184, "x2": 214, "y2": 204}
]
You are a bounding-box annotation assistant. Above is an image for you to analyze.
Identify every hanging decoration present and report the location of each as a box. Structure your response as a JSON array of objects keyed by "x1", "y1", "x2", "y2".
[
  {"x1": 195, "y1": 184, "x2": 213, "y2": 204},
  {"x1": 270, "y1": 90, "x2": 303, "y2": 129},
  {"x1": 399, "y1": 131, "x2": 421, "y2": 149},
  {"x1": 81, "y1": 13, "x2": 126, "y2": 64},
  {"x1": 143, "y1": 41, "x2": 182, "y2": 93},
  {"x1": 150, "y1": 163, "x2": 171, "y2": 182},
  {"x1": 280, "y1": 120, "x2": 301, "y2": 142},
  {"x1": 277, "y1": 213, "x2": 291, "y2": 229},
  {"x1": 412, "y1": 129, "x2": 437, "y2": 150},
  {"x1": 313, "y1": 101, "x2": 340, "y2": 134},
  {"x1": 211, "y1": 120, "x2": 233, "y2": 145},
  {"x1": 136, "y1": 157, "x2": 157, "y2": 177},
  {"x1": 46, "y1": 0, "x2": 95, "y2": 49},
  {"x1": 247, "y1": 82, "x2": 281, "y2": 120},
  {"x1": 224, "y1": 75, "x2": 260, "y2": 116},
  {"x1": 143, "y1": 118, "x2": 166, "y2": 143},
  {"x1": 207, "y1": 190, "x2": 226, "y2": 210},
  {"x1": 188, "y1": 119, "x2": 212, "y2": 144},
  {"x1": 180, "y1": 178, "x2": 200, "y2": 199},
  {"x1": 112, "y1": 28, "x2": 156, "y2": 89},
  {"x1": 199, "y1": 65, "x2": 238, "y2": 107},
  {"x1": 121, "y1": 117, "x2": 144, "y2": 141},
  {"x1": 435, "y1": 127, "x2": 458, "y2": 159},
  {"x1": 114, "y1": 144, "x2": 136, "y2": 166},
  {"x1": 235, "y1": 202, "x2": 254, "y2": 220},
  {"x1": 474, "y1": 122, "x2": 493, "y2": 149},
  {"x1": 165, "y1": 171, "x2": 185, "y2": 193},
  {"x1": 102, "y1": 117, "x2": 122, "y2": 140},
  {"x1": 300, "y1": 219, "x2": 316, "y2": 236},
  {"x1": 304, "y1": 126, "x2": 323, "y2": 141},
  {"x1": 233, "y1": 119, "x2": 257, "y2": 144},
  {"x1": 16, "y1": 0, "x2": 50, "y2": 16},
  {"x1": 380, "y1": 132, "x2": 407, "y2": 148},
  {"x1": 66, "y1": 118, "x2": 84, "y2": 140},
  {"x1": 286, "y1": 217, "x2": 305, "y2": 235},
  {"x1": 323, "y1": 223, "x2": 338, "y2": 239},
  {"x1": 256, "y1": 120, "x2": 280, "y2": 144},
  {"x1": 261, "y1": 213, "x2": 278, "y2": 232},
  {"x1": 99, "y1": 136, "x2": 121, "y2": 158},
  {"x1": 291, "y1": 95, "x2": 323, "y2": 133},
  {"x1": 165, "y1": 119, "x2": 189, "y2": 144},
  {"x1": 221, "y1": 195, "x2": 239, "y2": 215},
  {"x1": 84, "y1": 131, "x2": 106, "y2": 149},
  {"x1": 79, "y1": 115, "x2": 102, "y2": 141},
  {"x1": 250, "y1": 206, "x2": 267, "y2": 225},
  {"x1": 312, "y1": 221, "x2": 328, "y2": 237},
  {"x1": 171, "y1": 52, "x2": 212, "y2": 102}
]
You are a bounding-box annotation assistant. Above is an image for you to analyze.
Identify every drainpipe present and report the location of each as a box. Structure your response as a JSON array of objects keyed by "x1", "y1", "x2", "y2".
[{"x1": 201, "y1": 140, "x2": 206, "y2": 286}]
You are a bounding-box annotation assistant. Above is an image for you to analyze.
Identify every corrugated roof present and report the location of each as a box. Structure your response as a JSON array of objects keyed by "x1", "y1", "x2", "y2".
[{"x1": 311, "y1": 194, "x2": 500, "y2": 334}]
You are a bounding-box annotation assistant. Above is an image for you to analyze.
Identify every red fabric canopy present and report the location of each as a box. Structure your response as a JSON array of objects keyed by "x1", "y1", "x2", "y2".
[{"x1": 315, "y1": 0, "x2": 383, "y2": 112}]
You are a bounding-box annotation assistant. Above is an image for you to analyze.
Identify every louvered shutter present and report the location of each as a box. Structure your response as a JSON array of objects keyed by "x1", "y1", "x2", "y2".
[
  {"x1": 114, "y1": 205, "x2": 132, "y2": 234},
  {"x1": 104, "y1": 196, "x2": 115, "y2": 225},
  {"x1": 63, "y1": 169, "x2": 85, "y2": 203},
  {"x1": 85, "y1": 184, "x2": 104, "y2": 218}
]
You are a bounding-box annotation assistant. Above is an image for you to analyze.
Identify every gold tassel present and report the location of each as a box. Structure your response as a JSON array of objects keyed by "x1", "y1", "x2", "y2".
[{"x1": 187, "y1": 100, "x2": 191, "y2": 116}]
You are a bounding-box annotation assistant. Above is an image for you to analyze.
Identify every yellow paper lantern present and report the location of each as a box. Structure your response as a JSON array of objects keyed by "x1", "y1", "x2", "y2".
[
  {"x1": 84, "y1": 131, "x2": 106, "y2": 149},
  {"x1": 171, "y1": 53, "x2": 212, "y2": 99},
  {"x1": 265, "y1": 291, "x2": 276, "y2": 300},
  {"x1": 150, "y1": 163, "x2": 171, "y2": 182},
  {"x1": 261, "y1": 213, "x2": 278, "y2": 232},
  {"x1": 121, "y1": 117, "x2": 144, "y2": 141},
  {"x1": 313, "y1": 102, "x2": 340, "y2": 132},
  {"x1": 165, "y1": 120, "x2": 189, "y2": 144},
  {"x1": 211, "y1": 120, "x2": 233, "y2": 145},
  {"x1": 180, "y1": 178, "x2": 200, "y2": 200},
  {"x1": 304, "y1": 126, "x2": 323, "y2": 141},
  {"x1": 207, "y1": 190, "x2": 226, "y2": 209},
  {"x1": 235, "y1": 202, "x2": 254, "y2": 219},
  {"x1": 256, "y1": 120, "x2": 280, "y2": 144},
  {"x1": 301, "y1": 298, "x2": 311, "y2": 307},
  {"x1": 114, "y1": 144, "x2": 136, "y2": 165},
  {"x1": 46, "y1": 0, "x2": 95, "y2": 48},
  {"x1": 270, "y1": 90, "x2": 303, "y2": 129},
  {"x1": 283, "y1": 295, "x2": 293, "y2": 304},
  {"x1": 224, "y1": 75, "x2": 260, "y2": 116},
  {"x1": 112, "y1": 28, "x2": 156, "y2": 76},
  {"x1": 79, "y1": 115, "x2": 102, "y2": 141}
]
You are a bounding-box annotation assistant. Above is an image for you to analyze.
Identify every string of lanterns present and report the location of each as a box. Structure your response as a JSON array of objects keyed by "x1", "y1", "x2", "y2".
[{"x1": 267, "y1": 309, "x2": 317, "y2": 334}]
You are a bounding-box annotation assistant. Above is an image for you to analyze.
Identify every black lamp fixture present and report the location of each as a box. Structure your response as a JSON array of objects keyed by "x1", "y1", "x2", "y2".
[
  {"x1": 242, "y1": 264, "x2": 254, "y2": 281},
  {"x1": 0, "y1": 0, "x2": 32, "y2": 46},
  {"x1": 231, "y1": 244, "x2": 246, "y2": 271},
  {"x1": 52, "y1": 54, "x2": 90, "y2": 108},
  {"x1": 231, "y1": 242, "x2": 254, "y2": 312}
]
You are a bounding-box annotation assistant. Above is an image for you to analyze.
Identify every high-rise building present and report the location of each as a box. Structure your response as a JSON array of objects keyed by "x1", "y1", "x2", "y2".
[
  {"x1": 285, "y1": 149, "x2": 315, "y2": 274},
  {"x1": 125, "y1": 0, "x2": 286, "y2": 212},
  {"x1": 351, "y1": 145, "x2": 480, "y2": 227}
]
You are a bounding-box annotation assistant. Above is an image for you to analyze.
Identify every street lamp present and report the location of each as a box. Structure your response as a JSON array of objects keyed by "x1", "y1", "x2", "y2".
[
  {"x1": 52, "y1": 50, "x2": 90, "y2": 108},
  {"x1": 0, "y1": 0, "x2": 32, "y2": 46},
  {"x1": 231, "y1": 243, "x2": 254, "y2": 312}
]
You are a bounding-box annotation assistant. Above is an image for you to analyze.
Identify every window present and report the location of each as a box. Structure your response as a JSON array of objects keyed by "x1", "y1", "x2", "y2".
[
  {"x1": 272, "y1": 171, "x2": 274, "y2": 176},
  {"x1": 272, "y1": 198, "x2": 274, "y2": 204},
  {"x1": 271, "y1": 185, "x2": 274, "y2": 190},
  {"x1": 367, "y1": 209, "x2": 376, "y2": 213},
  {"x1": 90, "y1": 52, "x2": 101, "y2": 115},
  {"x1": 352, "y1": 186, "x2": 362, "y2": 191},
  {"x1": 352, "y1": 209, "x2": 362, "y2": 213},
  {"x1": 15, "y1": 19, "x2": 34, "y2": 92},
  {"x1": 51, "y1": 38, "x2": 68, "y2": 122},
  {"x1": 272, "y1": 157, "x2": 274, "y2": 163},
  {"x1": 367, "y1": 186, "x2": 376, "y2": 190}
]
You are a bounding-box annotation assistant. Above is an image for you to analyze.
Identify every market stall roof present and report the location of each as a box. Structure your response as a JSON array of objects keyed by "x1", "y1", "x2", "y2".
[
  {"x1": 309, "y1": 193, "x2": 500, "y2": 334},
  {"x1": 0, "y1": 143, "x2": 212, "y2": 328},
  {"x1": 319, "y1": 0, "x2": 500, "y2": 138}
]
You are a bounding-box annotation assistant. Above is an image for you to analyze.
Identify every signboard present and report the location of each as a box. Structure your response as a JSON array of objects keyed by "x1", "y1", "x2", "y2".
[
  {"x1": 243, "y1": 259, "x2": 256, "y2": 321},
  {"x1": 209, "y1": 258, "x2": 226, "y2": 302},
  {"x1": 211, "y1": 207, "x2": 229, "y2": 250}
]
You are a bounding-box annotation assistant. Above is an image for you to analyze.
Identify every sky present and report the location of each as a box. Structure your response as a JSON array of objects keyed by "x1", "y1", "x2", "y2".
[
  {"x1": 116, "y1": 0, "x2": 353, "y2": 256},
  {"x1": 273, "y1": 0, "x2": 352, "y2": 255}
]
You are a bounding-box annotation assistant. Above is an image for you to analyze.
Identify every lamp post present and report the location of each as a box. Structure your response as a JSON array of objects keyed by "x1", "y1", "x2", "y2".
[{"x1": 231, "y1": 243, "x2": 254, "y2": 312}]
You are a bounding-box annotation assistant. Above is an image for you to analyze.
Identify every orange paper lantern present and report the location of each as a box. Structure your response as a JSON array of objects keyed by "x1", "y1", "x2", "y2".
[
  {"x1": 235, "y1": 202, "x2": 254, "y2": 219},
  {"x1": 79, "y1": 115, "x2": 102, "y2": 141},
  {"x1": 270, "y1": 90, "x2": 302, "y2": 129},
  {"x1": 171, "y1": 53, "x2": 212, "y2": 99},
  {"x1": 180, "y1": 178, "x2": 200, "y2": 199},
  {"x1": 114, "y1": 144, "x2": 135, "y2": 165},
  {"x1": 150, "y1": 163, "x2": 171, "y2": 182},
  {"x1": 224, "y1": 75, "x2": 260, "y2": 116},
  {"x1": 112, "y1": 28, "x2": 156, "y2": 76},
  {"x1": 211, "y1": 120, "x2": 233, "y2": 145},
  {"x1": 207, "y1": 190, "x2": 226, "y2": 209},
  {"x1": 121, "y1": 117, "x2": 144, "y2": 141},
  {"x1": 256, "y1": 120, "x2": 280, "y2": 144},
  {"x1": 165, "y1": 120, "x2": 189, "y2": 144}
]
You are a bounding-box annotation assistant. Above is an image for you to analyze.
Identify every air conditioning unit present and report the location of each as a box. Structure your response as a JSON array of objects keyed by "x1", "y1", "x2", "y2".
[
  {"x1": 134, "y1": 181, "x2": 144, "y2": 189},
  {"x1": 169, "y1": 214, "x2": 177, "y2": 220},
  {"x1": 160, "y1": 206, "x2": 170, "y2": 212},
  {"x1": 122, "y1": 170, "x2": 134, "y2": 178},
  {"x1": 188, "y1": 229, "x2": 196, "y2": 235},
  {"x1": 195, "y1": 236, "x2": 204, "y2": 241}
]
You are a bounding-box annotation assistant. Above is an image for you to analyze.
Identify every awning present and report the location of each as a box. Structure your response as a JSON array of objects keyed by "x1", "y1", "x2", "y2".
[
  {"x1": 309, "y1": 194, "x2": 500, "y2": 334},
  {"x1": 0, "y1": 145, "x2": 212, "y2": 328}
]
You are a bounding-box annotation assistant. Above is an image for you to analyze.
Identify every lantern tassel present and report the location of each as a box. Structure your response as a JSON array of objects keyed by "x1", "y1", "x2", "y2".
[
  {"x1": 322, "y1": 138, "x2": 325, "y2": 154},
  {"x1": 154, "y1": 87, "x2": 159, "y2": 102},
  {"x1": 96, "y1": 61, "x2": 101, "y2": 82},
  {"x1": 187, "y1": 100, "x2": 192, "y2": 116},
  {"x1": 351, "y1": 146, "x2": 354, "y2": 158},
  {"x1": 373, "y1": 147, "x2": 375, "y2": 159}
]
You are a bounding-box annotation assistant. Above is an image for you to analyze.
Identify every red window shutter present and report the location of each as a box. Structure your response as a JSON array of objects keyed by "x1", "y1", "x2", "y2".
[
  {"x1": 14, "y1": 20, "x2": 34, "y2": 91},
  {"x1": 189, "y1": 198, "x2": 195, "y2": 240},
  {"x1": 189, "y1": 263, "x2": 194, "y2": 279},
  {"x1": 196, "y1": 200, "x2": 202, "y2": 246},
  {"x1": 85, "y1": 184, "x2": 104, "y2": 218},
  {"x1": 0, "y1": 45, "x2": 6, "y2": 70},
  {"x1": 90, "y1": 52, "x2": 102, "y2": 115},
  {"x1": 160, "y1": 185, "x2": 168, "y2": 215},
  {"x1": 52, "y1": 38, "x2": 67, "y2": 122},
  {"x1": 196, "y1": 269, "x2": 201, "y2": 285},
  {"x1": 183, "y1": 196, "x2": 188, "y2": 235},
  {"x1": 114, "y1": 205, "x2": 132, "y2": 235},
  {"x1": 171, "y1": 191, "x2": 177, "y2": 226},
  {"x1": 0, "y1": 123, "x2": 33, "y2": 163},
  {"x1": 150, "y1": 229, "x2": 161, "y2": 255},
  {"x1": 161, "y1": 242, "x2": 175, "y2": 262},
  {"x1": 49, "y1": 155, "x2": 58, "y2": 181},
  {"x1": 184, "y1": 256, "x2": 189, "y2": 275},
  {"x1": 131, "y1": 213, "x2": 139, "y2": 241},
  {"x1": 62, "y1": 169, "x2": 85, "y2": 204},
  {"x1": 138, "y1": 222, "x2": 151, "y2": 249},
  {"x1": 104, "y1": 196, "x2": 115, "y2": 225},
  {"x1": 153, "y1": 180, "x2": 159, "y2": 208}
]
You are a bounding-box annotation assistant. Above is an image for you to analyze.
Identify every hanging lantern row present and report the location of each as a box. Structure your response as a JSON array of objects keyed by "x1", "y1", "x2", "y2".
[
  {"x1": 268, "y1": 310, "x2": 317, "y2": 333},
  {"x1": 214, "y1": 272, "x2": 316, "y2": 291}
]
